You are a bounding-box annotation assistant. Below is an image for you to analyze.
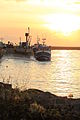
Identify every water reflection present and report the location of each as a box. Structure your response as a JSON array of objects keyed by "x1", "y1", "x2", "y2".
[
  {"x1": 0, "y1": 51, "x2": 80, "y2": 98},
  {"x1": 51, "y1": 50, "x2": 80, "y2": 97}
]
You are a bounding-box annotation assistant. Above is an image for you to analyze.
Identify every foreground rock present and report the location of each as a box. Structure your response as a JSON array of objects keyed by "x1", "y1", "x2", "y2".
[{"x1": 0, "y1": 82, "x2": 80, "y2": 120}]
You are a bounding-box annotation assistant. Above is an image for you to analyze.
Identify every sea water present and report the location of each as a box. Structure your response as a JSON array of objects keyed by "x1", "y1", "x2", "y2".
[{"x1": 0, "y1": 50, "x2": 80, "y2": 98}]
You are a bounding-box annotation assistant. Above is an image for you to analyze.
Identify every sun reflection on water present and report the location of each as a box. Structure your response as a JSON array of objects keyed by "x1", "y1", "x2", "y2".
[
  {"x1": 0, "y1": 51, "x2": 80, "y2": 98},
  {"x1": 51, "y1": 50, "x2": 73, "y2": 96},
  {"x1": 51, "y1": 50, "x2": 80, "y2": 97}
]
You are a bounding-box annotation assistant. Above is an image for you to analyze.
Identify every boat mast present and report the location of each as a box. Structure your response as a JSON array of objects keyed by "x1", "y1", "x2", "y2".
[
  {"x1": 25, "y1": 27, "x2": 30, "y2": 43},
  {"x1": 37, "y1": 36, "x2": 40, "y2": 45},
  {"x1": 19, "y1": 37, "x2": 22, "y2": 46},
  {"x1": 25, "y1": 27, "x2": 31, "y2": 47},
  {"x1": 42, "y1": 38, "x2": 46, "y2": 45}
]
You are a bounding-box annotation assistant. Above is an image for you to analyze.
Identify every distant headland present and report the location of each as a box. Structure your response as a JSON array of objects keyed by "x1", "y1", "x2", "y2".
[{"x1": 51, "y1": 46, "x2": 80, "y2": 50}]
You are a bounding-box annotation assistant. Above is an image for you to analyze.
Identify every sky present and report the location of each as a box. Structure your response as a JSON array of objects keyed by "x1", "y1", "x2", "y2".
[{"x1": 0, "y1": 0, "x2": 80, "y2": 46}]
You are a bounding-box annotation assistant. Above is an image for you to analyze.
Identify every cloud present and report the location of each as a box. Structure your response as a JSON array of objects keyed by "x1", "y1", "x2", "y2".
[{"x1": 74, "y1": 2, "x2": 80, "y2": 4}]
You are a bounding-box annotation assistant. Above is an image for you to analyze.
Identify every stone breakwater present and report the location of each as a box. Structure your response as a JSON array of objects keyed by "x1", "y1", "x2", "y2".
[{"x1": 0, "y1": 82, "x2": 80, "y2": 120}]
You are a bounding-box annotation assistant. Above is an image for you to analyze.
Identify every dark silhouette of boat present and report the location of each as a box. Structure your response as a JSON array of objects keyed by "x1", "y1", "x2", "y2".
[
  {"x1": 0, "y1": 41, "x2": 5, "y2": 58},
  {"x1": 33, "y1": 37, "x2": 51, "y2": 61},
  {"x1": 0, "y1": 49, "x2": 3, "y2": 58},
  {"x1": 14, "y1": 27, "x2": 33, "y2": 55}
]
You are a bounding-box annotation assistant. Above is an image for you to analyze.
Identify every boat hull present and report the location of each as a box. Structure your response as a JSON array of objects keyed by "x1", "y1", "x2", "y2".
[
  {"x1": 14, "y1": 47, "x2": 33, "y2": 55},
  {"x1": 35, "y1": 51, "x2": 51, "y2": 61},
  {"x1": 0, "y1": 49, "x2": 4, "y2": 58}
]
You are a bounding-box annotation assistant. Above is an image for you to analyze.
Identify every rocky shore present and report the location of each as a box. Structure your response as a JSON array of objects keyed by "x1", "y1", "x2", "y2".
[{"x1": 0, "y1": 82, "x2": 80, "y2": 120}]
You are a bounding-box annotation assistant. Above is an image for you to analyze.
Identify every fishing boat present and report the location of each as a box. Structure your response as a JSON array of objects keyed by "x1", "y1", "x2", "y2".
[
  {"x1": 0, "y1": 41, "x2": 5, "y2": 58},
  {"x1": 14, "y1": 27, "x2": 32, "y2": 55},
  {"x1": 0, "y1": 49, "x2": 3, "y2": 58},
  {"x1": 33, "y1": 38, "x2": 51, "y2": 61}
]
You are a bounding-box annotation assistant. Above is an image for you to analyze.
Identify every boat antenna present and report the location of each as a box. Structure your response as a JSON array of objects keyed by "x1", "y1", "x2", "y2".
[
  {"x1": 37, "y1": 35, "x2": 40, "y2": 44},
  {"x1": 19, "y1": 37, "x2": 22, "y2": 46},
  {"x1": 19, "y1": 37, "x2": 21, "y2": 42},
  {"x1": 28, "y1": 27, "x2": 30, "y2": 34},
  {"x1": 42, "y1": 38, "x2": 46, "y2": 45}
]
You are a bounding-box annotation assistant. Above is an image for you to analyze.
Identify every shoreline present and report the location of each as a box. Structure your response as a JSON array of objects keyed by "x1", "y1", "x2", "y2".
[
  {"x1": 51, "y1": 46, "x2": 80, "y2": 50},
  {"x1": 0, "y1": 82, "x2": 80, "y2": 119}
]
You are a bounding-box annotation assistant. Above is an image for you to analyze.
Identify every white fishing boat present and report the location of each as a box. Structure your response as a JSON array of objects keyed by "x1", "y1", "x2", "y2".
[{"x1": 33, "y1": 38, "x2": 51, "y2": 61}]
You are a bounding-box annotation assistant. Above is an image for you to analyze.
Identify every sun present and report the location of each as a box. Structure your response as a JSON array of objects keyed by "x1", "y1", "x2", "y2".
[{"x1": 43, "y1": 13, "x2": 80, "y2": 36}]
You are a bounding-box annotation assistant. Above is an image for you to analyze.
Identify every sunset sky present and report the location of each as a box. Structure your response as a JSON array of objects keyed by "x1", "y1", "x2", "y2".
[{"x1": 0, "y1": 0, "x2": 80, "y2": 46}]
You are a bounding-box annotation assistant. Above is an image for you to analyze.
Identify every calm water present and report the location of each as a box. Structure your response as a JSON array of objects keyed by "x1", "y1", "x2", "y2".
[{"x1": 0, "y1": 50, "x2": 80, "y2": 98}]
